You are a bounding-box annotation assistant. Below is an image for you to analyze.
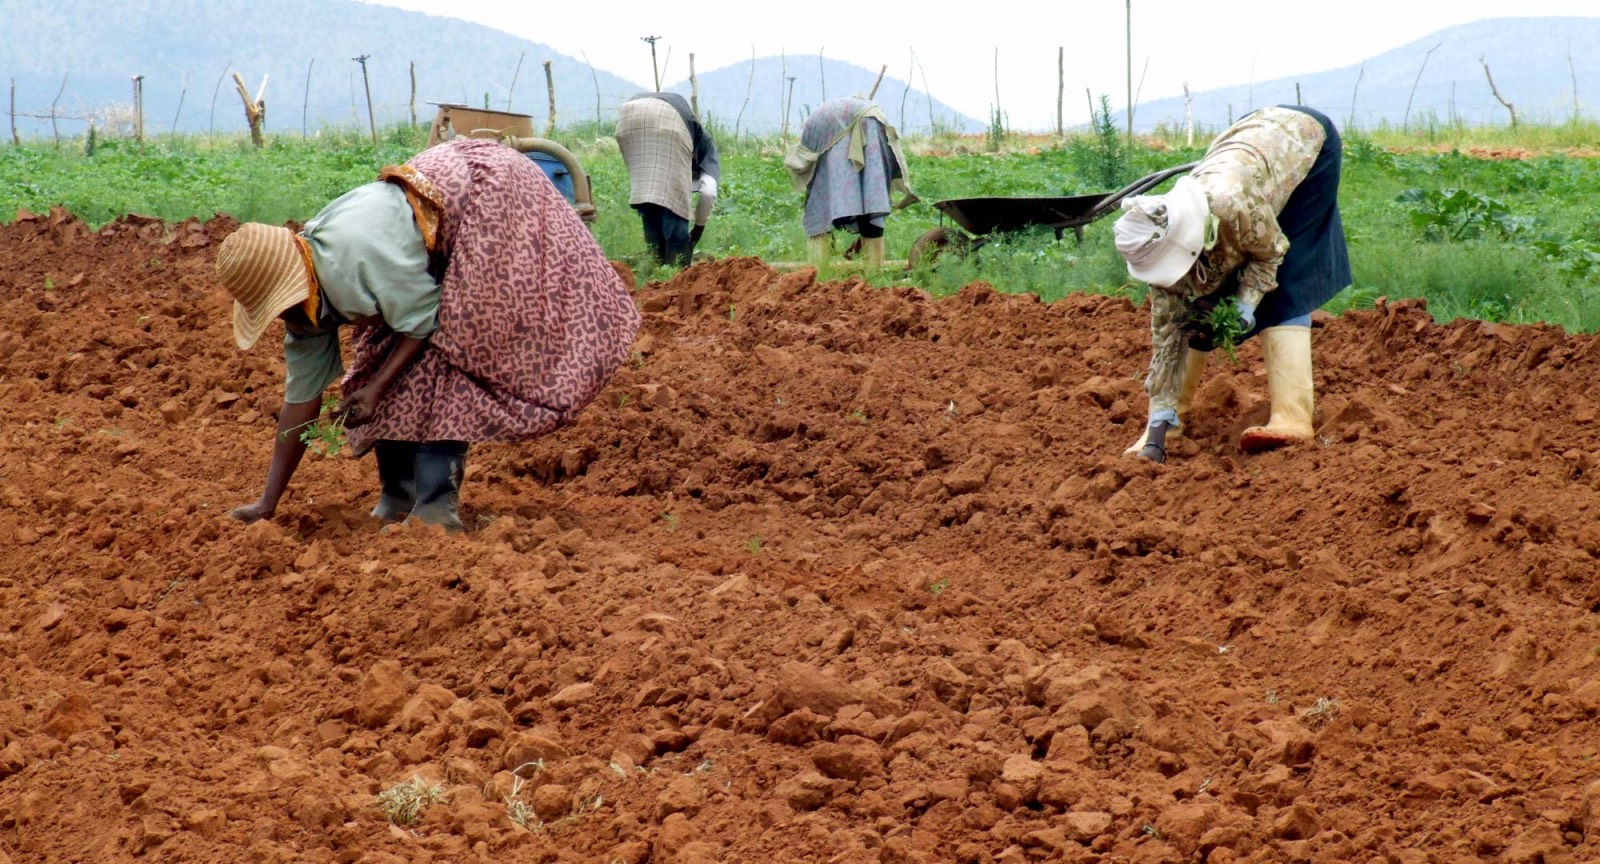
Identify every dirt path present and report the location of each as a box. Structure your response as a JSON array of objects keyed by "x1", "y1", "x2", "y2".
[{"x1": 2, "y1": 211, "x2": 1598, "y2": 863}]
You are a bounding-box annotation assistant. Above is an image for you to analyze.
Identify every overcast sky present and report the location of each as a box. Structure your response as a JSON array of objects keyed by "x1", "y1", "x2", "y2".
[{"x1": 363, "y1": 0, "x2": 1599, "y2": 130}]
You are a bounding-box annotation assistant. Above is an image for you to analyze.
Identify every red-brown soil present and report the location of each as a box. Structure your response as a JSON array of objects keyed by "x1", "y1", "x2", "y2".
[{"x1": 3, "y1": 210, "x2": 1600, "y2": 864}]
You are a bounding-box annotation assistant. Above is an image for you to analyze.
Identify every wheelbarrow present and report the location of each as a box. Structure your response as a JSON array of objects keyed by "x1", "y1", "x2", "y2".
[
  {"x1": 907, "y1": 161, "x2": 1198, "y2": 268},
  {"x1": 426, "y1": 103, "x2": 598, "y2": 223}
]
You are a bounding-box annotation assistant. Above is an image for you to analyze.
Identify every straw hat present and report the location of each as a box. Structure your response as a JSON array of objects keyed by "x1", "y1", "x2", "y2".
[
  {"x1": 215, "y1": 223, "x2": 311, "y2": 350},
  {"x1": 1112, "y1": 176, "x2": 1210, "y2": 288}
]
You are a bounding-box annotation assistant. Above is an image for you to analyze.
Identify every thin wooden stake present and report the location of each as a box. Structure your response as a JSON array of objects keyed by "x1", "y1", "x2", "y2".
[
  {"x1": 1183, "y1": 82, "x2": 1193, "y2": 146},
  {"x1": 409, "y1": 61, "x2": 417, "y2": 129},
  {"x1": 734, "y1": 45, "x2": 755, "y2": 138},
  {"x1": 209, "y1": 61, "x2": 231, "y2": 141},
  {"x1": 507, "y1": 51, "x2": 525, "y2": 110},
  {"x1": 642, "y1": 36, "x2": 662, "y2": 92},
  {"x1": 782, "y1": 75, "x2": 796, "y2": 148},
  {"x1": 581, "y1": 50, "x2": 601, "y2": 124},
  {"x1": 1569, "y1": 40, "x2": 1581, "y2": 120},
  {"x1": 543, "y1": 60, "x2": 556, "y2": 136},
  {"x1": 302, "y1": 58, "x2": 314, "y2": 137},
  {"x1": 1402, "y1": 41, "x2": 1442, "y2": 133},
  {"x1": 1124, "y1": 0, "x2": 1133, "y2": 148},
  {"x1": 819, "y1": 47, "x2": 826, "y2": 101},
  {"x1": 9, "y1": 78, "x2": 18, "y2": 146},
  {"x1": 172, "y1": 72, "x2": 189, "y2": 135},
  {"x1": 51, "y1": 72, "x2": 67, "y2": 149},
  {"x1": 1295, "y1": 82, "x2": 1301, "y2": 105},
  {"x1": 1479, "y1": 54, "x2": 1517, "y2": 128},
  {"x1": 1347, "y1": 61, "x2": 1365, "y2": 132},
  {"x1": 354, "y1": 54, "x2": 377, "y2": 144},
  {"x1": 1056, "y1": 47, "x2": 1064, "y2": 140},
  {"x1": 868, "y1": 64, "x2": 887, "y2": 100},
  {"x1": 132, "y1": 75, "x2": 144, "y2": 148},
  {"x1": 689, "y1": 53, "x2": 699, "y2": 117}
]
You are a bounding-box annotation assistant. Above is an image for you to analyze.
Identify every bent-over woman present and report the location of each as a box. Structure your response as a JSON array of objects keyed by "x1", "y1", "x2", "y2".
[{"x1": 216, "y1": 138, "x2": 640, "y2": 530}]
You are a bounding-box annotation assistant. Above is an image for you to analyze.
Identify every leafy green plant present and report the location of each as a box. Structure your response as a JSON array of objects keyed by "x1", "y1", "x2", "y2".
[
  {"x1": 280, "y1": 393, "x2": 348, "y2": 457},
  {"x1": 1398, "y1": 187, "x2": 1532, "y2": 241},
  {"x1": 1206, "y1": 296, "x2": 1246, "y2": 362},
  {"x1": 1534, "y1": 235, "x2": 1600, "y2": 280}
]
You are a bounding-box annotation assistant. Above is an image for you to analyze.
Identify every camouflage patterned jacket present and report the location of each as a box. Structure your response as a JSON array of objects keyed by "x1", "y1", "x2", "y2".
[{"x1": 1146, "y1": 107, "x2": 1325, "y2": 422}]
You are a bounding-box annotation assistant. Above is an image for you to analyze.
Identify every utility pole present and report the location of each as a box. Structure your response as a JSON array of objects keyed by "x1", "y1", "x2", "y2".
[
  {"x1": 353, "y1": 54, "x2": 377, "y2": 144},
  {"x1": 641, "y1": 36, "x2": 662, "y2": 92}
]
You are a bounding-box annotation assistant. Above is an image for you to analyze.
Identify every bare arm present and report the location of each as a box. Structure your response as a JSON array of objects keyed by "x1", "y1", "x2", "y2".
[
  {"x1": 341, "y1": 335, "x2": 428, "y2": 427},
  {"x1": 230, "y1": 398, "x2": 321, "y2": 523}
]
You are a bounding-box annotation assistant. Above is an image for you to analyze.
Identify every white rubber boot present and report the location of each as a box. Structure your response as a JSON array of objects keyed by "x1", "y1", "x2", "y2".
[
  {"x1": 1125, "y1": 347, "x2": 1209, "y2": 455},
  {"x1": 860, "y1": 236, "x2": 885, "y2": 271},
  {"x1": 1240, "y1": 325, "x2": 1315, "y2": 453},
  {"x1": 806, "y1": 235, "x2": 832, "y2": 268}
]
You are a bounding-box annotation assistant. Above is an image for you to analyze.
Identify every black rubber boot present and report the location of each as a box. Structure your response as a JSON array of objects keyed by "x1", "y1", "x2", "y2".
[
  {"x1": 370, "y1": 440, "x2": 418, "y2": 522},
  {"x1": 408, "y1": 440, "x2": 468, "y2": 532}
]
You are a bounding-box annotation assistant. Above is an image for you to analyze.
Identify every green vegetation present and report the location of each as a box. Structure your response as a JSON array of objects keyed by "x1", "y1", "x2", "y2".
[{"x1": 4, "y1": 116, "x2": 1600, "y2": 330}]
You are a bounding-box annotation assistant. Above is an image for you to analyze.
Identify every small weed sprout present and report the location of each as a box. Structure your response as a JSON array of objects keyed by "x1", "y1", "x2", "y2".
[
  {"x1": 848, "y1": 409, "x2": 868, "y2": 421},
  {"x1": 927, "y1": 576, "x2": 950, "y2": 596},
  {"x1": 43, "y1": 277, "x2": 56, "y2": 291},
  {"x1": 617, "y1": 392, "x2": 631, "y2": 409},
  {"x1": 1141, "y1": 823, "x2": 1165, "y2": 841},
  {"x1": 1265, "y1": 690, "x2": 1279, "y2": 705},
  {"x1": 1300, "y1": 697, "x2": 1340, "y2": 727},
  {"x1": 745, "y1": 536, "x2": 764, "y2": 554},
  {"x1": 660, "y1": 512, "x2": 678, "y2": 532},
  {"x1": 503, "y1": 760, "x2": 546, "y2": 832},
  {"x1": 377, "y1": 776, "x2": 448, "y2": 825},
  {"x1": 728, "y1": 304, "x2": 738, "y2": 321}
]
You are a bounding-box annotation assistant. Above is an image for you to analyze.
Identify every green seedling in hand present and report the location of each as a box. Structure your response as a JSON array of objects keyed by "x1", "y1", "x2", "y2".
[
  {"x1": 279, "y1": 393, "x2": 349, "y2": 457},
  {"x1": 1207, "y1": 297, "x2": 1246, "y2": 363}
]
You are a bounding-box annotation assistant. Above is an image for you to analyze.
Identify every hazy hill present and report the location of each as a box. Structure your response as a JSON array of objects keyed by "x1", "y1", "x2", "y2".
[
  {"x1": 1128, "y1": 17, "x2": 1600, "y2": 133},
  {"x1": 0, "y1": 0, "x2": 979, "y2": 139},
  {"x1": 0, "y1": 0, "x2": 644, "y2": 137},
  {"x1": 660, "y1": 56, "x2": 983, "y2": 137}
]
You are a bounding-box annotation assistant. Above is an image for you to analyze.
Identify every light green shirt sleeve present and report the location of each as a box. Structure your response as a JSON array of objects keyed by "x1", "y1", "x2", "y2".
[
  {"x1": 282, "y1": 327, "x2": 344, "y2": 405},
  {"x1": 301, "y1": 181, "x2": 440, "y2": 338}
]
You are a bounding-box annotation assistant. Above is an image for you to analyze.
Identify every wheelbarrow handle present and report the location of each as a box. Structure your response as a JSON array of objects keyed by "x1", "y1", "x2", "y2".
[{"x1": 1083, "y1": 161, "x2": 1200, "y2": 223}]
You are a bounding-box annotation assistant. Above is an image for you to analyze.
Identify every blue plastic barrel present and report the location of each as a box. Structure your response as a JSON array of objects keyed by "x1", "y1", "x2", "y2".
[{"x1": 525, "y1": 151, "x2": 576, "y2": 204}]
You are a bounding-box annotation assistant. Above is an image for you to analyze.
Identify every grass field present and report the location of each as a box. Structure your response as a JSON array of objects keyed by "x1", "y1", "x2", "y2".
[{"x1": 4, "y1": 117, "x2": 1599, "y2": 330}]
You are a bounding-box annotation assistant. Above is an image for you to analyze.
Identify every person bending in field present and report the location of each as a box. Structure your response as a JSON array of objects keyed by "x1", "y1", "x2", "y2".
[
  {"x1": 615, "y1": 91, "x2": 721, "y2": 268},
  {"x1": 785, "y1": 95, "x2": 918, "y2": 271},
  {"x1": 215, "y1": 138, "x2": 640, "y2": 531},
  {"x1": 1115, "y1": 105, "x2": 1352, "y2": 463}
]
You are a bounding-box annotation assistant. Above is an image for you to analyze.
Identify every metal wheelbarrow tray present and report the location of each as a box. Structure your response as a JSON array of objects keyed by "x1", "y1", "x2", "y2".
[{"x1": 910, "y1": 161, "x2": 1197, "y2": 265}]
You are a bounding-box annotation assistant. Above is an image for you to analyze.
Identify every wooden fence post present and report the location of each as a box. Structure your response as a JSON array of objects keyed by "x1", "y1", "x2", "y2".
[
  {"x1": 507, "y1": 51, "x2": 525, "y2": 111},
  {"x1": 9, "y1": 78, "x2": 17, "y2": 146},
  {"x1": 354, "y1": 55, "x2": 376, "y2": 144},
  {"x1": 543, "y1": 60, "x2": 556, "y2": 136},
  {"x1": 1056, "y1": 47, "x2": 1064, "y2": 140},
  {"x1": 132, "y1": 75, "x2": 144, "y2": 147},
  {"x1": 1479, "y1": 55, "x2": 1517, "y2": 128},
  {"x1": 409, "y1": 61, "x2": 417, "y2": 129},
  {"x1": 689, "y1": 53, "x2": 698, "y2": 117},
  {"x1": 51, "y1": 73, "x2": 67, "y2": 149},
  {"x1": 302, "y1": 59, "x2": 314, "y2": 138},
  {"x1": 233, "y1": 73, "x2": 267, "y2": 148}
]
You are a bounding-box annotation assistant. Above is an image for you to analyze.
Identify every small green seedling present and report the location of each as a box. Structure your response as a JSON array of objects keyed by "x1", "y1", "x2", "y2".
[
  {"x1": 280, "y1": 393, "x2": 348, "y2": 457},
  {"x1": 1206, "y1": 297, "x2": 1246, "y2": 363},
  {"x1": 43, "y1": 277, "x2": 55, "y2": 291},
  {"x1": 745, "y1": 536, "x2": 764, "y2": 554},
  {"x1": 927, "y1": 576, "x2": 950, "y2": 596},
  {"x1": 660, "y1": 512, "x2": 678, "y2": 532}
]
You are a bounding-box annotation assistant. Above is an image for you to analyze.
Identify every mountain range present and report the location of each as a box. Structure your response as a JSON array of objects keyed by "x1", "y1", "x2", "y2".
[
  {"x1": 1127, "y1": 17, "x2": 1600, "y2": 133},
  {"x1": 2, "y1": 4, "x2": 1596, "y2": 139}
]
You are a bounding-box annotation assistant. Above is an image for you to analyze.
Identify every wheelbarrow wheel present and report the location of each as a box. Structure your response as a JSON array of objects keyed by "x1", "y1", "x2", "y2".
[{"x1": 907, "y1": 227, "x2": 972, "y2": 270}]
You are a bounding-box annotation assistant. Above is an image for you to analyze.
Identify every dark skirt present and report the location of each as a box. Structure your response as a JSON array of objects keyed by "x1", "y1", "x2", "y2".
[{"x1": 1250, "y1": 105, "x2": 1353, "y2": 333}]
